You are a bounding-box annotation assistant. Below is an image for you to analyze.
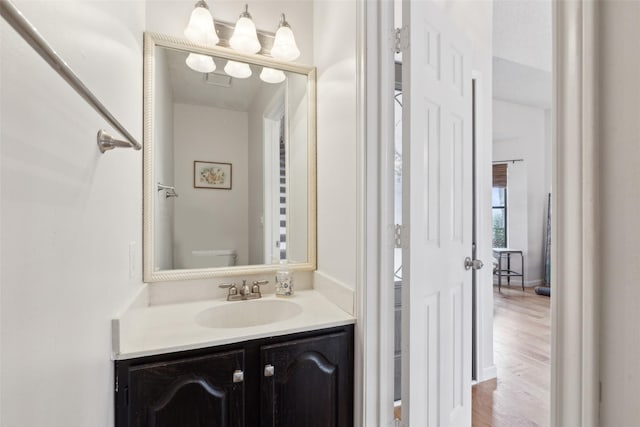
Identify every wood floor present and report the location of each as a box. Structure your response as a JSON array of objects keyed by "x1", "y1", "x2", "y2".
[{"x1": 473, "y1": 286, "x2": 551, "y2": 427}]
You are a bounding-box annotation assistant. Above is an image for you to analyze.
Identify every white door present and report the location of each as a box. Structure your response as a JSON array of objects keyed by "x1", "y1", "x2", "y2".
[{"x1": 401, "y1": 1, "x2": 473, "y2": 426}]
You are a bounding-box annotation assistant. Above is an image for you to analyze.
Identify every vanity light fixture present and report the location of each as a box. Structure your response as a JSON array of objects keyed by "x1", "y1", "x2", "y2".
[
  {"x1": 184, "y1": 0, "x2": 219, "y2": 47},
  {"x1": 186, "y1": 53, "x2": 216, "y2": 73},
  {"x1": 184, "y1": 1, "x2": 219, "y2": 73},
  {"x1": 259, "y1": 67, "x2": 285, "y2": 84},
  {"x1": 270, "y1": 14, "x2": 300, "y2": 61},
  {"x1": 224, "y1": 60, "x2": 252, "y2": 79},
  {"x1": 229, "y1": 4, "x2": 261, "y2": 54}
]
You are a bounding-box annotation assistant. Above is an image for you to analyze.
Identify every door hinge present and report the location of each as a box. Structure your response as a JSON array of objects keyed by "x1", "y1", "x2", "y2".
[
  {"x1": 394, "y1": 224, "x2": 402, "y2": 248},
  {"x1": 395, "y1": 26, "x2": 409, "y2": 53},
  {"x1": 394, "y1": 417, "x2": 402, "y2": 427}
]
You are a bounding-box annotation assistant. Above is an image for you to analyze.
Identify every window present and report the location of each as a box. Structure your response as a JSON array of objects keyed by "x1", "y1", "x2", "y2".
[
  {"x1": 492, "y1": 164, "x2": 508, "y2": 248},
  {"x1": 492, "y1": 187, "x2": 507, "y2": 247}
]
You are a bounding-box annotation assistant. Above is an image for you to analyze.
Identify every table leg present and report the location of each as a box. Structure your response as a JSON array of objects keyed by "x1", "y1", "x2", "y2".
[
  {"x1": 498, "y1": 254, "x2": 502, "y2": 292},
  {"x1": 521, "y1": 252, "x2": 525, "y2": 291}
]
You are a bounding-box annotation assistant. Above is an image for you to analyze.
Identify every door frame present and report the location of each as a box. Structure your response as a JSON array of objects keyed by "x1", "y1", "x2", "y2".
[
  {"x1": 263, "y1": 95, "x2": 285, "y2": 264},
  {"x1": 356, "y1": 1, "x2": 599, "y2": 426}
]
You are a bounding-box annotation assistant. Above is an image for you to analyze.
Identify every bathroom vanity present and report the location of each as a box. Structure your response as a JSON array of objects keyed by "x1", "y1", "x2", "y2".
[
  {"x1": 112, "y1": 290, "x2": 355, "y2": 427},
  {"x1": 115, "y1": 324, "x2": 353, "y2": 427}
]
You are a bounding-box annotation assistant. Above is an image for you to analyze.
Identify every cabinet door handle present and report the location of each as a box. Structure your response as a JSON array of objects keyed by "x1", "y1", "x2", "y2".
[
  {"x1": 233, "y1": 370, "x2": 244, "y2": 383},
  {"x1": 264, "y1": 364, "x2": 275, "y2": 377}
]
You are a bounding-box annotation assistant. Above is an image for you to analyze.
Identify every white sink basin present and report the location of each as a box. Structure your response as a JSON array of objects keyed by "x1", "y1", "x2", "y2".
[{"x1": 195, "y1": 299, "x2": 303, "y2": 329}]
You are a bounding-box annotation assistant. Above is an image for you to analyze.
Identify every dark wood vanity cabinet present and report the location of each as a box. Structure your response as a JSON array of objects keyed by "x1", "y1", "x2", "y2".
[
  {"x1": 115, "y1": 325, "x2": 353, "y2": 427},
  {"x1": 261, "y1": 331, "x2": 352, "y2": 427}
]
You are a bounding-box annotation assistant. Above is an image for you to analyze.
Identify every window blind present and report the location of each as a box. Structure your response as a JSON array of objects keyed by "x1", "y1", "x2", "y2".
[{"x1": 493, "y1": 164, "x2": 508, "y2": 188}]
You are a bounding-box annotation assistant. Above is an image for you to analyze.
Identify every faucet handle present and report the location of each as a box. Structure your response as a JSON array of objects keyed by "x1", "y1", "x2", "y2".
[
  {"x1": 251, "y1": 280, "x2": 269, "y2": 294},
  {"x1": 219, "y1": 283, "x2": 238, "y2": 298}
]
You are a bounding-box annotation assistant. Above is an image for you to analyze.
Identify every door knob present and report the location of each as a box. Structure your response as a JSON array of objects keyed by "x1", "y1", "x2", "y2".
[
  {"x1": 233, "y1": 370, "x2": 244, "y2": 383},
  {"x1": 464, "y1": 257, "x2": 484, "y2": 270},
  {"x1": 264, "y1": 364, "x2": 275, "y2": 377}
]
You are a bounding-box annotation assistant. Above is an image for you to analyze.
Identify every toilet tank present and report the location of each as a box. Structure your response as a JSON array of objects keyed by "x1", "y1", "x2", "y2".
[{"x1": 185, "y1": 249, "x2": 237, "y2": 268}]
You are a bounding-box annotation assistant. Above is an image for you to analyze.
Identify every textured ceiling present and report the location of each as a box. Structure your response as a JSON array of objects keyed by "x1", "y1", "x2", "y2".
[
  {"x1": 493, "y1": 0, "x2": 552, "y2": 72},
  {"x1": 493, "y1": 0, "x2": 551, "y2": 107}
]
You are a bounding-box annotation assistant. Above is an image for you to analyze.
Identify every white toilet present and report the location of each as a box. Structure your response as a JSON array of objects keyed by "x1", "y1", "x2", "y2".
[{"x1": 184, "y1": 249, "x2": 237, "y2": 268}]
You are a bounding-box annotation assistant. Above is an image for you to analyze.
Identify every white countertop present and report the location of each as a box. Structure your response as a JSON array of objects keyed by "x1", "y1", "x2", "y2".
[{"x1": 112, "y1": 290, "x2": 355, "y2": 360}]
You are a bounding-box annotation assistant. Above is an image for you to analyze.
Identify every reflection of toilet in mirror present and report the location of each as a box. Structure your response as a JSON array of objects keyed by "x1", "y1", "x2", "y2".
[{"x1": 185, "y1": 249, "x2": 237, "y2": 268}]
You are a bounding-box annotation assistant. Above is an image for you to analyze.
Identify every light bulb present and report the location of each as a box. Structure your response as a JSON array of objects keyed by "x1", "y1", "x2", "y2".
[
  {"x1": 271, "y1": 14, "x2": 300, "y2": 61},
  {"x1": 184, "y1": 1, "x2": 219, "y2": 47},
  {"x1": 186, "y1": 53, "x2": 216, "y2": 73},
  {"x1": 229, "y1": 4, "x2": 261, "y2": 54},
  {"x1": 224, "y1": 60, "x2": 252, "y2": 79},
  {"x1": 260, "y1": 67, "x2": 286, "y2": 84}
]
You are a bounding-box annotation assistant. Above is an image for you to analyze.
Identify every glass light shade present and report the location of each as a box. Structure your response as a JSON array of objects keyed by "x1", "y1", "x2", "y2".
[
  {"x1": 184, "y1": 5, "x2": 219, "y2": 46},
  {"x1": 185, "y1": 53, "x2": 216, "y2": 73},
  {"x1": 260, "y1": 67, "x2": 286, "y2": 84},
  {"x1": 224, "y1": 60, "x2": 252, "y2": 79},
  {"x1": 271, "y1": 25, "x2": 300, "y2": 61},
  {"x1": 229, "y1": 16, "x2": 261, "y2": 54}
]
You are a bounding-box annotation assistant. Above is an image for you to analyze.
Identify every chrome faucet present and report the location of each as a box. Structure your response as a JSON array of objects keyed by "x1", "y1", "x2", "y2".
[{"x1": 219, "y1": 280, "x2": 269, "y2": 301}]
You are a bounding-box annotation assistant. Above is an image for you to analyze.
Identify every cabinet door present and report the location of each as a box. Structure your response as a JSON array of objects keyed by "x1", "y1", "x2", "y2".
[
  {"x1": 260, "y1": 330, "x2": 353, "y2": 427},
  {"x1": 126, "y1": 349, "x2": 244, "y2": 427}
]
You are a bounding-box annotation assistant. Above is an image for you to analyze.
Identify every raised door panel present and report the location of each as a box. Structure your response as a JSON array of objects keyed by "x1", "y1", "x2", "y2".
[
  {"x1": 260, "y1": 330, "x2": 353, "y2": 427},
  {"x1": 127, "y1": 349, "x2": 244, "y2": 427}
]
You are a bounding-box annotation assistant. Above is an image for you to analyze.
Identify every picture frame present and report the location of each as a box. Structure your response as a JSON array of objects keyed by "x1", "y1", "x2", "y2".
[{"x1": 194, "y1": 161, "x2": 232, "y2": 190}]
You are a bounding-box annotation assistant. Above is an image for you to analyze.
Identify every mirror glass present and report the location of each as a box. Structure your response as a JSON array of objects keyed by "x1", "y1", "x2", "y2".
[{"x1": 143, "y1": 33, "x2": 316, "y2": 281}]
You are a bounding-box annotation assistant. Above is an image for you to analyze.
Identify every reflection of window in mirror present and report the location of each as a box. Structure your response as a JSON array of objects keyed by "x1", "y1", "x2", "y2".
[
  {"x1": 261, "y1": 88, "x2": 285, "y2": 265},
  {"x1": 278, "y1": 116, "x2": 287, "y2": 261}
]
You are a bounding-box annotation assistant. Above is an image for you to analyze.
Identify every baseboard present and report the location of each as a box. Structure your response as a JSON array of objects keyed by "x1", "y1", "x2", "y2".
[
  {"x1": 480, "y1": 365, "x2": 498, "y2": 381},
  {"x1": 313, "y1": 270, "x2": 355, "y2": 315},
  {"x1": 493, "y1": 278, "x2": 544, "y2": 287}
]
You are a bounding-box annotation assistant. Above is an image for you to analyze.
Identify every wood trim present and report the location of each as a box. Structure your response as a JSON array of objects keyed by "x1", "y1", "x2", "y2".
[{"x1": 552, "y1": 1, "x2": 599, "y2": 426}]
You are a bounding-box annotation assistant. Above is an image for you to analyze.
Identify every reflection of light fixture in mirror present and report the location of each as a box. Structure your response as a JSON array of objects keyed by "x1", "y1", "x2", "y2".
[
  {"x1": 229, "y1": 4, "x2": 261, "y2": 54},
  {"x1": 260, "y1": 67, "x2": 286, "y2": 84},
  {"x1": 224, "y1": 60, "x2": 252, "y2": 79},
  {"x1": 184, "y1": 0, "x2": 219, "y2": 46},
  {"x1": 186, "y1": 53, "x2": 216, "y2": 73},
  {"x1": 271, "y1": 14, "x2": 300, "y2": 61}
]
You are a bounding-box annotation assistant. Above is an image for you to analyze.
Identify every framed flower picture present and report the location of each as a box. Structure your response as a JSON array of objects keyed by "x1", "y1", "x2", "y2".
[{"x1": 194, "y1": 161, "x2": 232, "y2": 190}]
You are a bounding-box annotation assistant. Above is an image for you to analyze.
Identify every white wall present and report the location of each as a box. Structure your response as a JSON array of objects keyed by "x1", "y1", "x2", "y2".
[
  {"x1": 154, "y1": 47, "x2": 175, "y2": 270},
  {"x1": 599, "y1": 0, "x2": 640, "y2": 424},
  {"x1": 314, "y1": 0, "x2": 358, "y2": 288},
  {"x1": 173, "y1": 103, "x2": 249, "y2": 267},
  {"x1": 493, "y1": 99, "x2": 552, "y2": 285},
  {"x1": 0, "y1": 1, "x2": 145, "y2": 426}
]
